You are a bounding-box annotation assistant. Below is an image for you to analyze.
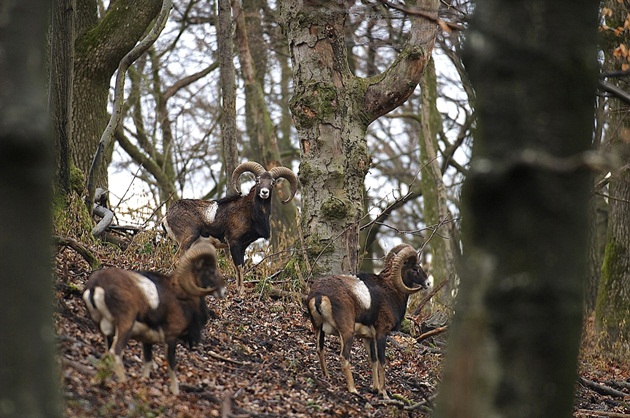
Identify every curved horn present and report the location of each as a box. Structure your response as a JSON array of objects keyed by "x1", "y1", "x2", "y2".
[
  {"x1": 232, "y1": 161, "x2": 266, "y2": 194},
  {"x1": 384, "y1": 244, "x2": 413, "y2": 265},
  {"x1": 390, "y1": 245, "x2": 422, "y2": 294},
  {"x1": 269, "y1": 166, "x2": 298, "y2": 203},
  {"x1": 173, "y1": 241, "x2": 220, "y2": 296}
]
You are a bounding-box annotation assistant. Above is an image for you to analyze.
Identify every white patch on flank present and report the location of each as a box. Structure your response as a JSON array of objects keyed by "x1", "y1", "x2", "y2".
[
  {"x1": 131, "y1": 321, "x2": 165, "y2": 343},
  {"x1": 129, "y1": 272, "x2": 160, "y2": 309},
  {"x1": 342, "y1": 274, "x2": 371, "y2": 310},
  {"x1": 203, "y1": 201, "x2": 218, "y2": 223},
  {"x1": 354, "y1": 323, "x2": 376, "y2": 338}
]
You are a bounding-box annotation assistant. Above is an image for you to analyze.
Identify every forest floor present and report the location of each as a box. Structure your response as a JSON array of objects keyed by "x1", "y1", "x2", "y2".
[{"x1": 54, "y1": 230, "x2": 630, "y2": 417}]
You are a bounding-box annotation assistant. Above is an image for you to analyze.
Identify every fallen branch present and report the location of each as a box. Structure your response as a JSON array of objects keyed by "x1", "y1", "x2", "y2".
[
  {"x1": 578, "y1": 376, "x2": 628, "y2": 398},
  {"x1": 60, "y1": 357, "x2": 96, "y2": 376},
  {"x1": 53, "y1": 235, "x2": 100, "y2": 269},
  {"x1": 575, "y1": 410, "x2": 630, "y2": 418},
  {"x1": 416, "y1": 326, "x2": 448, "y2": 343}
]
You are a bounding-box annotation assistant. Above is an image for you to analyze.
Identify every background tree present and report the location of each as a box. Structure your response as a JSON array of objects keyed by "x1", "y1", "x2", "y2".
[
  {"x1": 435, "y1": 1, "x2": 599, "y2": 417},
  {"x1": 0, "y1": 1, "x2": 62, "y2": 416},
  {"x1": 594, "y1": 1, "x2": 630, "y2": 356},
  {"x1": 280, "y1": 0, "x2": 440, "y2": 277}
]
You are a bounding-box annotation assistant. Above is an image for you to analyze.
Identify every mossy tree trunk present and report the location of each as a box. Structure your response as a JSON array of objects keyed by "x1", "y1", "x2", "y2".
[
  {"x1": 280, "y1": 0, "x2": 439, "y2": 277},
  {"x1": 435, "y1": 1, "x2": 598, "y2": 417},
  {"x1": 594, "y1": 0, "x2": 630, "y2": 355},
  {"x1": 71, "y1": 0, "x2": 162, "y2": 191},
  {"x1": 418, "y1": 57, "x2": 458, "y2": 311},
  {"x1": 0, "y1": 2, "x2": 62, "y2": 416}
]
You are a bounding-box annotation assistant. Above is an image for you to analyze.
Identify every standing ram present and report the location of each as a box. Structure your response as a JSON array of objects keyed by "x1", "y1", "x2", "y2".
[
  {"x1": 305, "y1": 244, "x2": 430, "y2": 399},
  {"x1": 162, "y1": 161, "x2": 298, "y2": 293},
  {"x1": 82, "y1": 238, "x2": 226, "y2": 395}
]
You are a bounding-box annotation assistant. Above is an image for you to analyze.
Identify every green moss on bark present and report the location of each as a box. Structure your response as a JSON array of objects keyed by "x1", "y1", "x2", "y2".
[{"x1": 596, "y1": 238, "x2": 630, "y2": 350}]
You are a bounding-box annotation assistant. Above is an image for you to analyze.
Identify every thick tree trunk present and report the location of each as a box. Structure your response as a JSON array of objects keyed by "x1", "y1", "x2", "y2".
[
  {"x1": 594, "y1": 0, "x2": 630, "y2": 355},
  {"x1": 71, "y1": 0, "x2": 161, "y2": 190},
  {"x1": 435, "y1": 2, "x2": 598, "y2": 418},
  {"x1": 0, "y1": 2, "x2": 62, "y2": 416},
  {"x1": 50, "y1": 0, "x2": 75, "y2": 196},
  {"x1": 596, "y1": 162, "x2": 630, "y2": 354},
  {"x1": 280, "y1": 0, "x2": 438, "y2": 277}
]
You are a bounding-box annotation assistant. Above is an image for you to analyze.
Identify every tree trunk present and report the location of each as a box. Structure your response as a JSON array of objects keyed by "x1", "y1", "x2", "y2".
[
  {"x1": 280, "y1": 0, "x2": 438, "y2": 277},
  {"x1": 0, "y1": 2, "x2": 62, "y2": 416},
  {"x1": 218, "y1": 0, "x2": 239, "y2": 196},
  {"x1": 435, "y1": 2, "x2": 598, "y2": 418},
  {"x1": 50, "y1": 0, "x2": 75, "y2": 196},
  {"x1": 594, "y1": 0, "x2": 630, "y2": 355},
  {"x1": 596, "y1": 161, "x2": 630, "y2": 355},
  {"x1": 417, "y1": 57, "x2": 458, "y2": 311},
  {"x1": 233, "y1": 0, "x2": 298, "y2": 244},
  {"x1": 71, "y1": 0, "x2": 161, "y2": 190}
]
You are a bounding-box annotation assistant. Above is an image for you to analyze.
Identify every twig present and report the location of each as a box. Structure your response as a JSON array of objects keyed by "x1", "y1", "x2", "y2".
[
  {"x1": 411, "y1": 279, "x2": 448, "y2": 316},
  {"x1": 378, "y1": 0, "x2": 465, "y2": 32},
  {"x1": 207, "y1": 350, "x2": 250, "y2": 366}
]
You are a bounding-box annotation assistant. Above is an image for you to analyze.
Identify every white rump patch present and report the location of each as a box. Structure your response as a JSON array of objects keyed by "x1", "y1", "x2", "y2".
[
  {"x1": 87, "y1": 287, "x2": 115, "y2": 336},
  {"x1": 162, "y1": 216, "x2": 174, "y2": 240},
  {"x1": 341, "y1": 274, "x2": 371, "y2": 310},
  {"x1": 129, "y1": 272, "x2": 160, "y2": 309},
  {"x1": 203, "y1": 201, "x2": 219, "y2": 223}
]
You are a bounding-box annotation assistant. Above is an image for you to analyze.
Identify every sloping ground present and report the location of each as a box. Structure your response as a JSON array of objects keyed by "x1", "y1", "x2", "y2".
[{"x1": 54, "y1": 234, "x2": 629, "y2": 417}]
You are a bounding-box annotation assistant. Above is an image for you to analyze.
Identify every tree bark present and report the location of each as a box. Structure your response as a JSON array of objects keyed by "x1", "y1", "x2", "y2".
[
  {"x1": 233, "y1": 0, "x2": 298, "y2": 244},
  {"x1": 418, "y1": 57, "x2": 458, "y2": 311},
  {"x1": 218, "y1": 0, "x2": 239, "y2": 196},
  {"x1": 435, "y1": 2, "x2": 599, "y2": 418},
  {"x1": 0, "y1": 2, "x2": 62, "y2": 416},
  {"x1": 594, "y1": 0, "x2": 630, "y2": 355},
  {"x1": 71, "y1": 0, "x2": 162, "y2": 190},
  {"x1": 280, "y1": 0, "x2": 438, "y2": 277},
  {"x1": 50, "y1": 0, "x2": 75, "y2": 196}
]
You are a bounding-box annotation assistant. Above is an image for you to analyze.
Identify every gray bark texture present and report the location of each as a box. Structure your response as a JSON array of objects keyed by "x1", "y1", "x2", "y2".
[
  {"x1": 280, "y1": 0, "x2": 438, "y2": 277},
  {"x1": 0, "y1": 1, "x2": 62, "y2": 416},
  {"x1": 218, "y1": 0, "x2": 239, "y2": 196},
  {"x1": 435, "y1": 2, "x2": 599, "y2": 418}
]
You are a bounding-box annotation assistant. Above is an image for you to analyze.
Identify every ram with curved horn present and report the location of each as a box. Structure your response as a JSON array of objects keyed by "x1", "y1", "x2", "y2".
[
  {"x1": 304, "y1": 244, "x2": 430, "y2": 399},
  {"x1": 82, "y1": 237, "x2": 226, "y2": 395},
  {"x1": 162, "y1": 161, "x2": 298, "y2": 294}
]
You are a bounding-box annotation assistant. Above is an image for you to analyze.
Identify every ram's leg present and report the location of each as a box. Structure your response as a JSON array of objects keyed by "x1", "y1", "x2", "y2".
[
  {"x1": 375, "y1": 337, "x2": 389, "y2": 399},
  {"x1": 141, "y1": 343, "x2": 153, "y2": 378},
  {"x1": 105, "y1": 334, "x2": 114, "y2": 352},
  {"x1": 363, "y1": 338, "x2": 379, "y2": 392},
  {"x1": 110, "y1": 324, "x2": 133, "y2": 382},
  {"x1": 339, "y1": 332, "x2": 357, "y2": 394},
  {"x1": 165, "y1": 342, "x2": 180, "y2": 395},
  {"x1": 235, "y1": 264, "x2": 244, "y2": 294},
  {"x1": 315, "y1": 327, "x2": 329, "y2": 377}
]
